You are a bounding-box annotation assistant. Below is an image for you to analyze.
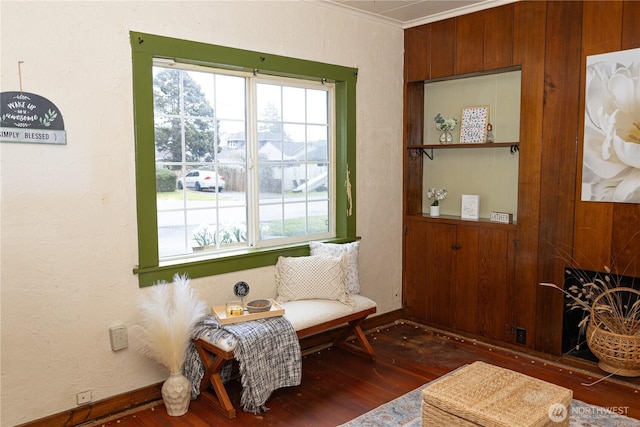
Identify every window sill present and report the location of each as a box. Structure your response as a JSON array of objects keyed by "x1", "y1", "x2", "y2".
[{"x1": 133, "y1": 237, "x2": 358, "y2": 286}]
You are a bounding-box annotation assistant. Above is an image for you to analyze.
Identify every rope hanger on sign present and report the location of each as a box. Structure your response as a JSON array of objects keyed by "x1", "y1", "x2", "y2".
[{"x1": 18, "y1": 60, "x2": 24, "y2": 93}]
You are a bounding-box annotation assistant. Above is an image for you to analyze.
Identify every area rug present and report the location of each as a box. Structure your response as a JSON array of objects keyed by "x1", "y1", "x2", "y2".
[{"x1": 338, "y1": 385, "x2": 640, "y2": 427}]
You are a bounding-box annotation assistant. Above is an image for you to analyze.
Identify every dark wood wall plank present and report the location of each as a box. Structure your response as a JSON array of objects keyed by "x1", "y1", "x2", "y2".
[
  {"x1": 405, "y1": 25, "x2": 431, "y2": 82},
  {"x1": 456, "y1": 11, "x2": 485, "y2": 75},
  {"x1": 534, "y1": 0, "x2": 583, "y2": 354},
  {"x1": 615, "y1": 0, "x2": 640, "y2": 278},
  {"x1": 403, "y1": 82, "x2": 424, "y2": 215},
  {"x1": 573, "y1": 1, "x2": 623, "y2": 271},
  {"x1": 430, "y1": 19, "x2": 456, "y2": 78},
  {"x1": 622, "y1": 0, "x2": 640, "y2": 50},
  {"x1": 511, "y1": 0, "x2": 546, "y2": 349},
  {"x1": 612, "y1": 207, "x2": 640, "y2": 278},
  {"x1": 483, "y1": 4, "x2": 514, "y2": 70}
]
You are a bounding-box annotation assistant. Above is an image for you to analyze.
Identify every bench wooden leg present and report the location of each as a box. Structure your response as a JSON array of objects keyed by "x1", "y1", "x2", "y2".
[
  {"x1": 333, "y1": 319, "x2": 376, "y2": 360},
  {"x1": 192, "y1": 339, "x2": 237, "y2": 419}
]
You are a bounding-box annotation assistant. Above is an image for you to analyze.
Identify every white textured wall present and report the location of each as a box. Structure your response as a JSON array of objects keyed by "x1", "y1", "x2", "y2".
[{"x1": 0, "y1": 1, "x2": 403, "y2": 425}]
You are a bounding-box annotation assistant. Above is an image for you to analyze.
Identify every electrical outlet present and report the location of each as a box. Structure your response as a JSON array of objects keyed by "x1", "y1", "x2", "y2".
[
  {"x1": 109, "y1": 325, "x2": 128, "y2": 351},
  {"x1": 76, "y1": 390, "x2": 92, "y2": 405},
  {"x1": 516, "y1": 327, "x2": 527, "y2": 345}
]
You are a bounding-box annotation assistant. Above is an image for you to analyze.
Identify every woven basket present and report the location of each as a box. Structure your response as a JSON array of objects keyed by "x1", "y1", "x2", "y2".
[
  {"x1": 421, "y1": 362, "x2": 572, "y2": 427},
  {"x1": 586, "y1": 287, "x2": 640, "y2": 377}
]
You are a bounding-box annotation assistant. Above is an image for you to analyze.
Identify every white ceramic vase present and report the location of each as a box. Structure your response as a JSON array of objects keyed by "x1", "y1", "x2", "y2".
[
  {"x1": 162, "y1": 372, "x2": 191, "y2": 416},
  {"x1": 430, "y1": 205, "x2": 440, "y2": 217}
]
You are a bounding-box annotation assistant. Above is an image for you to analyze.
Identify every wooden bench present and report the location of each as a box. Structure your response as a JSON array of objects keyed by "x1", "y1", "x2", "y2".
[{"x1": 192, "y1": 296, "x2": 377, "y2": 418}]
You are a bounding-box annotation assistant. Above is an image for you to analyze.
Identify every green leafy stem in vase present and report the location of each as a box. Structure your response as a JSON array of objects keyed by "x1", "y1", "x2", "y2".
[{"x1": 434, "y1": 113, "x2": 458, "y2": 132}]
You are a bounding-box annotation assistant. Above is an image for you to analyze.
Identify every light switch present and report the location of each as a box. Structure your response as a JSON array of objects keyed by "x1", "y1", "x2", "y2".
[{"x1": 109, "y1": 325, "x2": 128, "y2": 351}]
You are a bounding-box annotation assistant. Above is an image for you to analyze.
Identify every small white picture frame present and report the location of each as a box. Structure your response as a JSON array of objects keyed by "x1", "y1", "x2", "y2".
[
  {"x1": 461, "y1": 194, "x2": 480, "y2": 220},
  {"x1": 460, "y1": 106, "x2": 489, "y2": 144}
]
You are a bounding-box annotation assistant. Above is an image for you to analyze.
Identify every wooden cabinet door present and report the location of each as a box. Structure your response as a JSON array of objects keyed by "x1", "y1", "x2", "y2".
[
  {"x1": 452, "y1": 225, "x2": 516, "y2": 341},
  {"x1": 424, "y1": 222, "x2": 456, "y2": 326},
  {"x1": 477, "y1": 227, "x2": 516, "y2": 341},
  {"x1": 404, "y1": 219, "x2": 455, "y2": 325},
  {"x1": 451, "y1": 225, "x2": 480, "y2": 334}
]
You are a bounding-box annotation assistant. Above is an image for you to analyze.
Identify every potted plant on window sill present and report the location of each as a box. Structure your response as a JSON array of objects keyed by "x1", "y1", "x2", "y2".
[{"x1": 191, "y1": 223, "x2": 217, "y2": 252}]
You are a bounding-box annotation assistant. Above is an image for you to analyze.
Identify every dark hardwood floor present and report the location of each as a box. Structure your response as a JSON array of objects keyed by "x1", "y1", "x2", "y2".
[{"x1": 89, "y1": 321, "x2": 640, "y2": 426}]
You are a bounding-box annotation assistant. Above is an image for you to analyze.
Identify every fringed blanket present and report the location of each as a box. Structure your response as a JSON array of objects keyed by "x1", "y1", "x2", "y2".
[{"x1": 184, "y1": 314, "x2": 302, "y2": 414}]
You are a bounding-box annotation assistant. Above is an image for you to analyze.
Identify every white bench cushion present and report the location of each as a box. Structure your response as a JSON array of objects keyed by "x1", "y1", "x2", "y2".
[
  {"x1": 206, "y1": 295, "x2": 376, "y2": 352},
  {"x1": 282, "y1": 295, "x2": 376, "y2": 331}
]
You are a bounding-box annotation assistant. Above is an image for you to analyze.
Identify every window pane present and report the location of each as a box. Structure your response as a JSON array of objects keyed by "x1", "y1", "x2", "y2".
[
  {"x1": 187, "y1": 209, "x2": 219, "y2": 250},
  {"x1": 184, "y1": 118, "x2": 216, "y2": 162},
  {"x1": 308, "y1": 126, "x2": 328, "y2": 162},
  {"x1": 284, "y1": 123, "x2": 305, "y2": 144},
  {"x1": 255, "y1": 80, "x2": 332, "y2": 245},
  {"x1": 158, "y1": 210, "x2": 187, "y2": 257},
  {"x1": 216, "y1": 74, "x2": 245, "y2": 120},
  {"x1": 259, "y1": 203, "x2": 283, "y2": 240},
  {"x1": 183, "y1": 70, "x2": 214, "y2": 117},
  {"x1": 155, "y1": 116, "x2": 182, "y2": 162},
  {"x1": 257, "y1": 83, "x2": 281, "y2": 122},
  {"x1": 283, "y1": 203, "x2": 310, "y2": 237},
  {"x1": 307, "y1": 89, "x2": 328, "y2": 124},
  {"x1": 283, "y1": 86, "x2": 305, "y2": 123},
  {"x1": 258, "y1": 125, "x2": 283, "y2": 157},
  {"x1": 308, "y1": 200, "x2": 330, "y2": 234},
  {"x1": 153, "y1": 67, "x2": 181, "y2": 115},
  {"x1": 154, "y1": 66, "x2": 249, "y2": 259},
  {"x1": 259, "y1": 160, "x2": 283, "y2": 199}
]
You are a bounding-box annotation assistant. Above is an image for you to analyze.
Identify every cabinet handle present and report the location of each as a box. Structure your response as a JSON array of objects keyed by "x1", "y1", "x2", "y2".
[{"x1": 451, "y1": 244, "x2": 461, "y2": 250}]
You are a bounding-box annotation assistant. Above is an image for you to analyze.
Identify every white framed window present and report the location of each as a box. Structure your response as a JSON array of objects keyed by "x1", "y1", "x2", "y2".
[
  {"x1": 154, "y1": 63, "x2": 335, "y2": 260},
  {"x1": 131, "y1": 32, "x2": 357, "y2": 286}
]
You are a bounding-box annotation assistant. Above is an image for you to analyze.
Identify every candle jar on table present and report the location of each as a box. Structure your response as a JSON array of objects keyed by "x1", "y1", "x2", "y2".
[{"x1": 225, "y1": 301, "x2": 244, "y2": 317}]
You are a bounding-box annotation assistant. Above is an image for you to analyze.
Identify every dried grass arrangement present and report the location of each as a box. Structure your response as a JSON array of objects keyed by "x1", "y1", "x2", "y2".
[
  {"x1": 137, "y1": 274, "x2": 207, "y2": 374},
  {"x1": 540, "y1": 266, "x2": 640, "y2": 337},
  {"x1": 541, "y1": 262, "x2": 640, "y2": 376}
]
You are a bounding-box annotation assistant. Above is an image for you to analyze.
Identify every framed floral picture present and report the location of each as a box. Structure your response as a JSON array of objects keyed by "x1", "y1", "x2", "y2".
[
  {"x1": 582, "y1": 47, "x2": 640, "y2": 203},
  {"x1": 460, "y1": 106, "x2": 489, "y2": 143}
]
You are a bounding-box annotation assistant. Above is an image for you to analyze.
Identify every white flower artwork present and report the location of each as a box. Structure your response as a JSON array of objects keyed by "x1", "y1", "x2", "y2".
[{"x1": 583, "y1": 48, "x2": 640, "y2": 203}]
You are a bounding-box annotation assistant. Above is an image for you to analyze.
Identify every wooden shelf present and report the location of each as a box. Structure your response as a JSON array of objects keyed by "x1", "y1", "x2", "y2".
[
  {"x1": 407, "y1": 142, "x2": 519, "y2": 159},
  {"x1": 407, "y1": 213, "x2": 517, "y2": 229}
]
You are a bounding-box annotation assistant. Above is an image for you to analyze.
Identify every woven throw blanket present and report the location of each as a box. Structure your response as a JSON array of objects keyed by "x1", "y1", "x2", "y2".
[{"x1": 184, "y1": 314, "x2": 302, "y2": 414}]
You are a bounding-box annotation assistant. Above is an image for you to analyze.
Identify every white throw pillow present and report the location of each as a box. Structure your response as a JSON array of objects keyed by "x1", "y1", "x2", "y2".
[
  {"x1": 309, "y1": 241, "x2": 360, "y2": 294},
  {"x1": 275, "y1": 254, "x2": 354, "y2": 306}
]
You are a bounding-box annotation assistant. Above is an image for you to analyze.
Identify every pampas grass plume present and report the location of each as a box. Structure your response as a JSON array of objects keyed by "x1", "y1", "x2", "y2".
[{"x1": 138, "y1": 274, "x2": 207, "y2": 373}]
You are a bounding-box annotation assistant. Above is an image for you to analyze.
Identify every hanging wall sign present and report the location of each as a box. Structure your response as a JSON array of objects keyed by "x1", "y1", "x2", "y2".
[{"x1": 0, "y1": 91, "x2": 66, "y2": 145}]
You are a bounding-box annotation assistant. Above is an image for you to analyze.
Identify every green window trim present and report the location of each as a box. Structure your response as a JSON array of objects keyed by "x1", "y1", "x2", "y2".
[{"x1": 130, "y1": 31, "x2": 357, "y2": 286}]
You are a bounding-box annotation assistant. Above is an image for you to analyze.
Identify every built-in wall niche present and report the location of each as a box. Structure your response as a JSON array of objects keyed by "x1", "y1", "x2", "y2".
[
  {"x1": 422, "y1": 69, "x2": 521, "y2": 220},
  {"x1": 423, "y1": 69, "x2": 521, "y2": 145},
  {"x1": 422, "y1": 148, "x2": 519, "y2": 219}
]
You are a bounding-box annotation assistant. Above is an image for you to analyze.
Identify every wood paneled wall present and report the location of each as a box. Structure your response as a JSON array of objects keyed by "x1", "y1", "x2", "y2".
[{"x1": 403, "y1": 0, "x2": 640, "y2": 355}]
